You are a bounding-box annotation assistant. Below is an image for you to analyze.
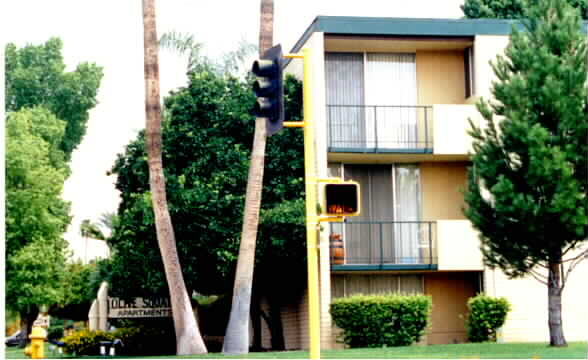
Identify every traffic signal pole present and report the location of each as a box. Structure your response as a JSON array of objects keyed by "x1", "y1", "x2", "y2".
[{"x1": 284, "y1": 48, "x2": 321, "y2": 360}]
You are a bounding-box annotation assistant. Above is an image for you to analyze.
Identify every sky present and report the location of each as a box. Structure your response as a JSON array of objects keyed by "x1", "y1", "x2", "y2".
[{"x1": 3, "y1": 0, "x2": 465, "y2": 262}]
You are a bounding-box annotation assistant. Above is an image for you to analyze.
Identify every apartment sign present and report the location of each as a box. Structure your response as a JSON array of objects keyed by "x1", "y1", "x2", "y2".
[{"x1": 108, "y1": 297, "x2": 172, "y2": 318}]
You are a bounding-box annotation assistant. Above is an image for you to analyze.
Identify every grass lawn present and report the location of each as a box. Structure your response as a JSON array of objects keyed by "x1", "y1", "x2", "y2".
[{"x1": 5, "y1": 341, "x2": 587, "y2": 359}]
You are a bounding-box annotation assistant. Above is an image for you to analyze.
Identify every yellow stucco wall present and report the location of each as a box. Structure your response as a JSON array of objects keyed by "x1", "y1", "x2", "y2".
[
  {"x1": 473, "y1": 35, "x2": 509, "y2": 99},
  {"x1": 259, "y1": 294, "x2": 306, "y2": 350},
  {"x1": 416, "y1": 50, "x2": 466, "y2": 106},
  {"x1": 437, "y1": 220, "x2": 484, "y2": 271},
  {"x1": 485, "y1": 246, "x2": 588, "y2": 343},
  {"x1": 425, "y1": 272, "x2": 480, "y2": 344},
  {"x1": 432, "y1": 104, "x2": 484, "y2": 155},
  {"x1": 420, "y1": 162, "x2": 468, "y2": 221}
]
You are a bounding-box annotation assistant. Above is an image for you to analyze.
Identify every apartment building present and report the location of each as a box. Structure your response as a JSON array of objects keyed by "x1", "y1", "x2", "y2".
[{"x1": 260, "y1": 16, "x2": 588, "y2": 349}]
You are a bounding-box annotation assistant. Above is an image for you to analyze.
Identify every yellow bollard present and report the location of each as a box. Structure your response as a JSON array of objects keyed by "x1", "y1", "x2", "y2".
[{"x1": 28, "y1": 326, "x2": 47, "y2": 359}]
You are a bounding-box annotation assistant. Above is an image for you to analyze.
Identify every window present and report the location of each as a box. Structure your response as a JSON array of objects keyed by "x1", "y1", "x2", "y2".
[
  {"x1": 464, "y1": 46, "x2": 475, "y2": 98},
  {"x1": 331, "y1": 274, "x2": 424, "y2": 298}
]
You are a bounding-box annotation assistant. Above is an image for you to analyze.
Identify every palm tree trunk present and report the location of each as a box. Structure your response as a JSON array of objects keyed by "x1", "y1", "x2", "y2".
[
  {"x1": 547, "y1": 261, "x2": 567, "y2": 346},
  {"x1": 259, "y1": 0, "x2": 274, "y2": 54},
  {"x1": 142, "y1": 0, "x2": 206, "y2": 354},
  {"x1": 223, "y1": 118, "x2": 267, "y2": 354},
  {"x1": 223, "y1": 0, "x2": 274, "y2": 354}
]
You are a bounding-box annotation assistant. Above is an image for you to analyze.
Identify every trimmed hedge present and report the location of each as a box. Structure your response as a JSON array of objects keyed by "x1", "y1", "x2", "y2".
[
  {"x1": 61, "y1": 325, "x2": 175, "y2": 356},
  {"x1": 466, "y1": 294, "x2": 511, "y2": 342},
  {"x1": 61, "y1": 329, "x2": 114, "y2": 355},
  {"x1": 47, "y1": 324, "x2": 64, "y2": 340},
  {"x1": 330, "y1": 293, "x2": 432, "y2": 348},
  {"x1": 114, "y1": 324, "x2": 175, "y2": 356}
]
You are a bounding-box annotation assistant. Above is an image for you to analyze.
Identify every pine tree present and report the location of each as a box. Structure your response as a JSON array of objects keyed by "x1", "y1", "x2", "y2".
[
  {"x1": 461, "y1": 0, "x2": 587, "y2": 20},
  {"x1": 464, "y1": 0, "x2": 587, "y2": 346}
]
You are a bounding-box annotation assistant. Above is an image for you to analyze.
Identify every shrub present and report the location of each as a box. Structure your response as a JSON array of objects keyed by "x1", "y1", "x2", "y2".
[
  {"x1": 47, "y1": 324, "x2": 64, "y2": 340},
  {"x1": 61, "y1": 324, "x2": 176, "y2": 356},
  {"x1": 330, "y1": 293, "x2": 432, "y2": 348},
  {"x1": 466, "y1": 294, "x2": 511, "y2": 342},
  {"x1": 113, "y1": 324, "x2": 175, "y2": 356},
  {"x1": 62, "y1": 329, "x2": 114, "y2": 355}
]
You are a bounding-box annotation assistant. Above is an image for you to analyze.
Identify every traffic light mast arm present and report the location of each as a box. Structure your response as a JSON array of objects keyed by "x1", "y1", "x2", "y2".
[
  {"x1": 284, "y1": 121, "x2": 305, "y2": 127},
  {"x1": 318, "y1": 177, "x2": 343, "y2": 184},
  {"x1": 318, "y1": 216, "x2": 345, "y2": 223},
  {"x1": 284, "y1": 53, "x2": 304, "y2": 59}
]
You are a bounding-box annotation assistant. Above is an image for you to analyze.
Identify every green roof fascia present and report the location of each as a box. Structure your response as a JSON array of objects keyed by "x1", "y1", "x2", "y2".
[{"x1": 288, "y1": 15, "x2": 588, "y2": 55}]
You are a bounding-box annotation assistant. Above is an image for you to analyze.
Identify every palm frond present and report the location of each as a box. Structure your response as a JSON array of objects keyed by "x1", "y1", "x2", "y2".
[{"x1": 159, "y1": 30, "x2": 203, "y2": 68}]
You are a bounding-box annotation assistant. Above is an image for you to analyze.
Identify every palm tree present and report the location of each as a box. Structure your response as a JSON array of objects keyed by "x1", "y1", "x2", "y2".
[
  {"x1": 160, "y1": 31, "x2": 256, "y2": 75},
  {"x1": 98, "y1": 212, "x2": 118, "y2": 235},
  {"x1": 223, "y1": 0, "x2": 274, "y2": 355},
  {"x1": 142, "y1": 0, "x2": 207, "y2": 354},
  {"x1": 80, "y1": 219, "x2": 106, "y2": 241}
]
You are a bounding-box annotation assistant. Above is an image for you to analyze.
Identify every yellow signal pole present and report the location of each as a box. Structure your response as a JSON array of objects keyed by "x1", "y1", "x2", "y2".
[{"x1": 284, "y1": 47, "x2": 321, "y2": 360}]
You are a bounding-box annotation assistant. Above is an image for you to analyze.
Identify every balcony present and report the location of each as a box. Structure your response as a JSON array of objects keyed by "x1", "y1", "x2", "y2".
[
  {"x1": 330, "y1": 219, "x2": 484, "y2": 271},
  {"x1": 330, "y1": 221, "x2": 437, "y2": 271},
  {"x1": 326, "y1": 105, "x2": 433, "y2": 154},
  {"x1": 326, "y1": 104, "x2": 483, "y2": 157}
]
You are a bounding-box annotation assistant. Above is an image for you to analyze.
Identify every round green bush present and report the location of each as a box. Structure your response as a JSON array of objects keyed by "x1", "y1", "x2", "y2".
[{"x1": 466, "y1": 294, "x2": 511, "y2": 342}]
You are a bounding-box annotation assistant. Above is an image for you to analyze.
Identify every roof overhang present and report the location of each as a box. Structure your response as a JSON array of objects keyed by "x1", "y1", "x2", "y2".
[{"x1": 289, "y1": 16, "x2": 587, "y2": 54}]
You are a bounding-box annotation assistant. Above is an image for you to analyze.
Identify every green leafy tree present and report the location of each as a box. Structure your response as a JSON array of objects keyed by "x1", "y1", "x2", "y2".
[
  {"x1": 51, "y1": 261, "x2": 103, "y2": 321},
  {"x1": 6, "y1": 241, "x2": 68, "y2": 343},
  {"x1": 464, "y1": 0, "x2": 587, "y2": 346},
  {"x1": 5, "y1": 38, "x2": 103, "y2": 159},
  {"x1": 5, "y1": 108, "x2": 69, "y2": 251},
  {"x1": 105, "y1": 65, "x2": 304, "y2": 349},
  {"x1": 254, "y1": 199, "x2": 306, "y2": 350},
  {"x1": 5, "y1": 107, "x2": 71, "y2": 346},
  {"x1": 5, "y1": 38, "x2": 102, "y2": 345},
  {"x1": 462, "y1": 0, "x2": 587, "y2": 19}
]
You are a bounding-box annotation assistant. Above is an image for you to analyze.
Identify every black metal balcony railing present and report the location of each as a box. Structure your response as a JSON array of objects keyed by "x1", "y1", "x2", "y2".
[
  {"x1": 330, "y1": 221, "x2": 437, "y2": 269},
  {"x1": 326, "y1": 105, "x2": 433, "y2": 153}
]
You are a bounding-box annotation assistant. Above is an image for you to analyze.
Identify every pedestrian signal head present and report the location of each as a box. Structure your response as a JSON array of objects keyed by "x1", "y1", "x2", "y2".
[{"x1": 324, "y1": 182, "x2": 360, "y2": 217}]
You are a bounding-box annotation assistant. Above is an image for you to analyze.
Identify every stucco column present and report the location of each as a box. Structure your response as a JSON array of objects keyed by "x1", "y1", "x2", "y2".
[
  {"x1": 88, "y1": 300, "x2": 98, "y2": 331},
  {"x1": 97, "y1": 282, "x2": 109, "y2": 331}
]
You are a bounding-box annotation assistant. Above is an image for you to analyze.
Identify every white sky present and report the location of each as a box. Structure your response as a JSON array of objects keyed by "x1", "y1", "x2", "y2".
[{"x1": 3, "y1": 0, "x2": 465, "y2": 261}]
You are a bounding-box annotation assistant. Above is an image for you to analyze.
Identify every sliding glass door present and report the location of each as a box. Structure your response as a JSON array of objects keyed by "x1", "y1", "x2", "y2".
[
  {"x1": 325, "y1": 52, "x2": 418, "y2": 151},
  {"x1": 365, "y1": 53, "x2": 417, "y2": 150},
  {"x1": 331, "y1": 164, "x2": 422, "y2": 265},
  {"x1": 325, "y1": 53, "x2": 365, "y2": 150},
  {"x1": 393, "y1": 165, "x2": 422, "y2": 264}
]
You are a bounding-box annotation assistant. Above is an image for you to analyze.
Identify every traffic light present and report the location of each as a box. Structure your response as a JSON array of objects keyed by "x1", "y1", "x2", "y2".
[
  {"x1": 324, "y1": 182, "x2": 361, "y2": 217},
  {"x1": 251, "y1": 44, "x2": 284, "y2": 136}
]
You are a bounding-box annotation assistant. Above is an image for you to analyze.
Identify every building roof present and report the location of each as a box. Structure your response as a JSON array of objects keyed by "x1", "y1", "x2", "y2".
[{"x1": 289, "y1": 16, "x2": 587, "y2": 54}]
